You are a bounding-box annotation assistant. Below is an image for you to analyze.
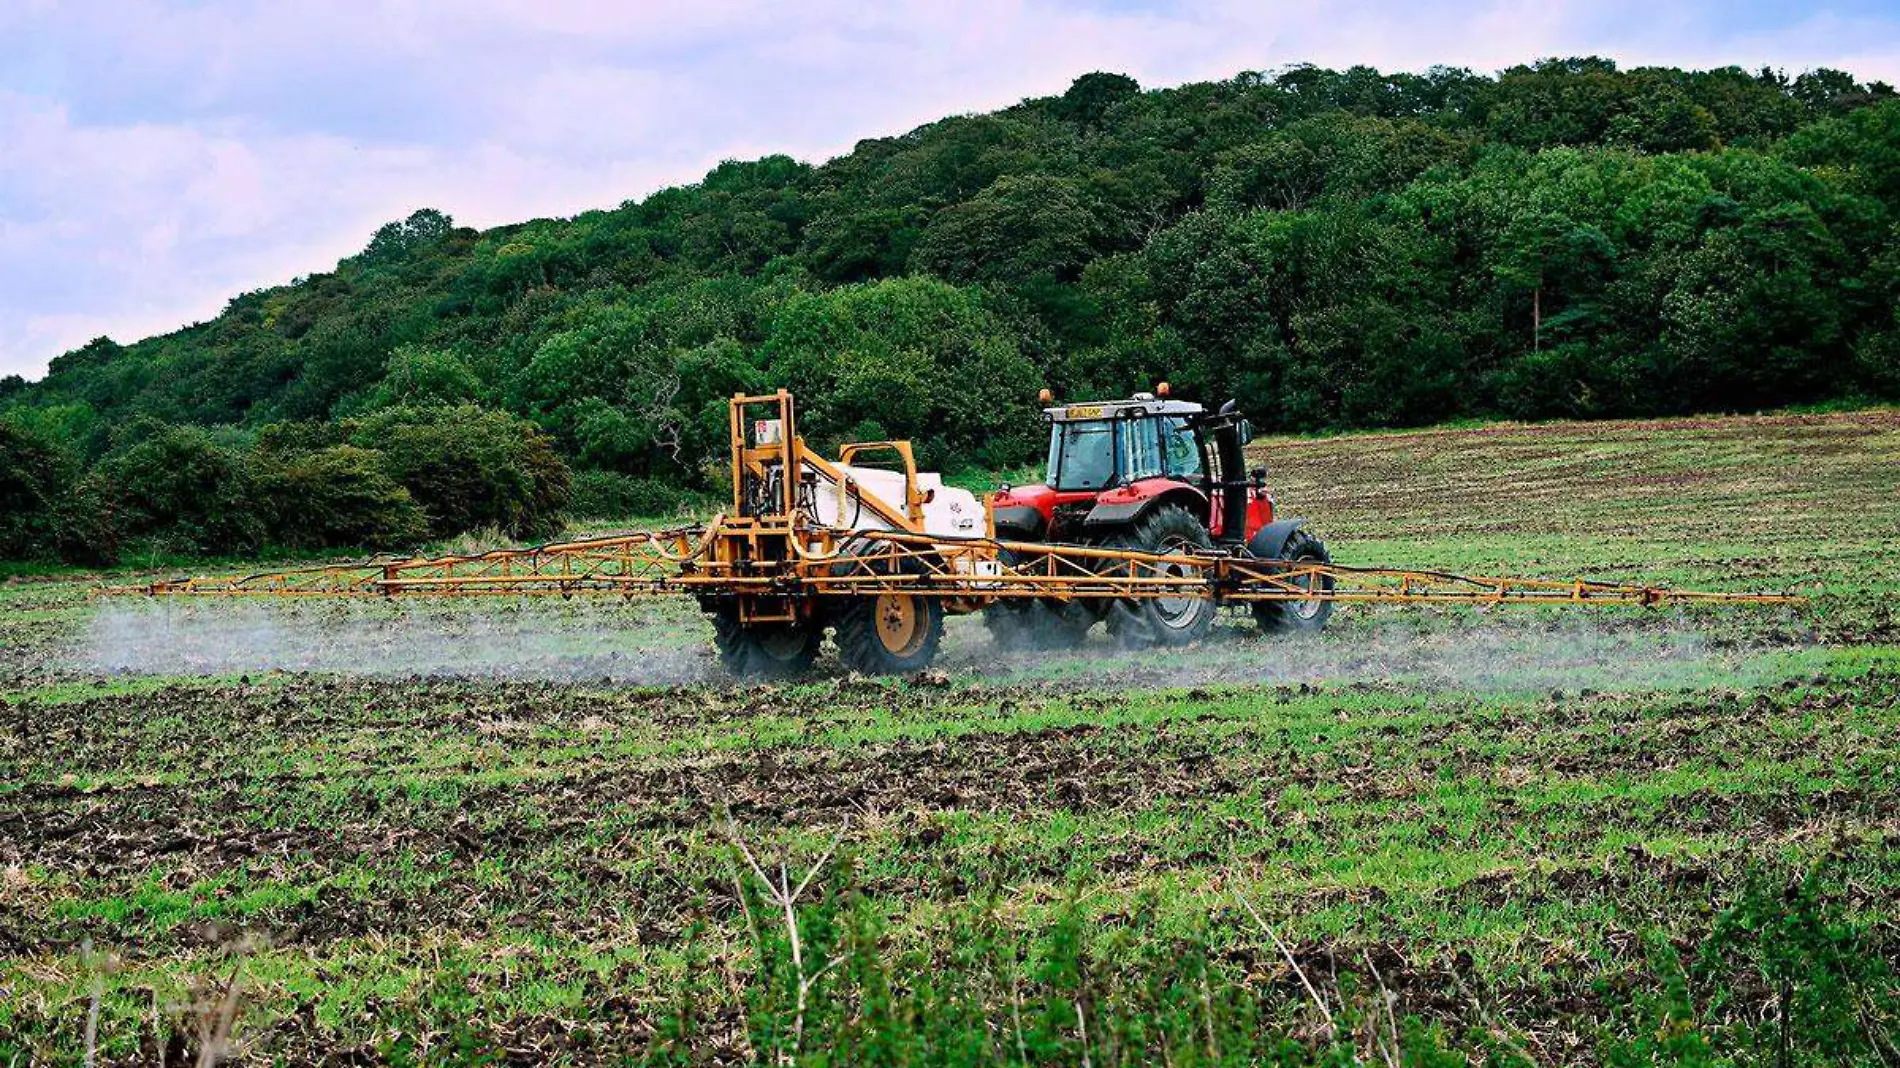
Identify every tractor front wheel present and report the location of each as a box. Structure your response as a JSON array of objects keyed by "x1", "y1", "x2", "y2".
[
  {"x1": 836, "y1": 592, "x2": 944, "y2": 675},
  {"x1": 1104, "y1": 504, "x2": 1218, "y2": 649},
  {"x1": 1252, "y1": 528, "x2": 1335, "y2": 634},
  {"x1": 707, "y1": 603, "x2": 822, "y2": 678}
]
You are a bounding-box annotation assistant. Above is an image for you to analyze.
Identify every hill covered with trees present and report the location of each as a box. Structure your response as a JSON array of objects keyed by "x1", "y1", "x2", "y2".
[{"x1": 4, "y1": 58, "x2": 1899, "y2": 563}]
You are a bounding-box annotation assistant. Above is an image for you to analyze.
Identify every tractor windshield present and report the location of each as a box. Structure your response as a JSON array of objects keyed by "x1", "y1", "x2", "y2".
[{"x1": 1047, "y1": 421, "x2": 1117, "y2": 490}]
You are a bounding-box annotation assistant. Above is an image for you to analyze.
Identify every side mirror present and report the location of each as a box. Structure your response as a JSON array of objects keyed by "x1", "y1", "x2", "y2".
[{"x1": 1238, "y1": 419, "x2": 1255, "y2": 445}]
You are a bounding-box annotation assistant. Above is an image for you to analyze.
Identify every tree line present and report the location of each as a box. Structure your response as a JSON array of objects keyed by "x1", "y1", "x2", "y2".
[{"x1": 5, "y1": 58, "x2": 1898, "y2": 563}]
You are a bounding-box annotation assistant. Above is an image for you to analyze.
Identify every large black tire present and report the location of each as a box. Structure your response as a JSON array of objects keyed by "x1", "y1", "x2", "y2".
[
  {"x1": 830, "y1": 542, "x2": 946, "y2": 675},
  {"x1": 1103, "y1": 504, "x2": 1218, "y2": 649},
  {"x1": 982, "y1": 546, "x2": 1095, "y2": 650},
  {"x1": 707, "y1": 602, "x2": 822, "y2": 678},
  {"x1": 1252, "y1": 528, "x2": 1335, "y2": 634},
  {"x1": 836, "y1": 592, "x2": 944, "y2": 675}
]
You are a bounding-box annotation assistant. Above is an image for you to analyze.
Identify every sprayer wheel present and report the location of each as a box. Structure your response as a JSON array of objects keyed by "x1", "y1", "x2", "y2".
[
  {"x1": 836, "y1": 592, "x2": 944, "y2": 675},
  {"x1": 1252, "y1": 529, "x2": 1335, "y2": 634},
  {"x1": 1103, "y1": 504, "x2": 1218, "y2": 649},
  {"x1": 706, "y1": 603, "x2": 822, "y2": 678}
]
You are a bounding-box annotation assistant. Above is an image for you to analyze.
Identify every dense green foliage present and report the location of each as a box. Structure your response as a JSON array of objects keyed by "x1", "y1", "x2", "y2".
[
  {"x1": 0, "y1": 409, "x2": 566, "y2": 563},
  {"x1": 0, "y1": 423, "x2": 71, "y2": 560},
  {"x1": 4, "y1": 58, "x2": 1898, "y2": 562},
  {"x1": 567, "y1": 470, "x2": 708, "y2": 520}
]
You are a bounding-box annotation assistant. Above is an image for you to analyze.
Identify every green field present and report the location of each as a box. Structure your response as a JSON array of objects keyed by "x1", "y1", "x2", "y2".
[{"x1": 4, "y1": 411, "x2": 1899, "y2": 1064}]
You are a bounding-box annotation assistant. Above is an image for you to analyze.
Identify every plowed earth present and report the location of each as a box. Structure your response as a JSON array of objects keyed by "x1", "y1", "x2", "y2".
[{"x1": 3, "y1": 410, "x2": 1899, "y2": 1063}]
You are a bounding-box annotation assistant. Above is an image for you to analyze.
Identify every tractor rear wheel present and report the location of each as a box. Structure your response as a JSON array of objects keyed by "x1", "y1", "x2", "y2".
[
  {"x1": 1104, "y1": 504, "x2": 1218, "y2": 648},
  {"x1": 982, "y1": 546, "x2": 1094, "y2": 650},
  {"x1": 836, "y1": 592, "x2": 944, "y2": 675},
  {"x1": 707, "y1": 603, "x2": 822, "y2": 678},
  {"x1": 1252, "y1": 528, "x2": 1335, "y2": 634}
]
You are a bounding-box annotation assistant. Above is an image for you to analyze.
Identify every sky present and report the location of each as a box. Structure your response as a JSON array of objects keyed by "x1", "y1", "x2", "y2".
[{"x1": 2, "y1": 1, "x2": 1898, "y2": 381}]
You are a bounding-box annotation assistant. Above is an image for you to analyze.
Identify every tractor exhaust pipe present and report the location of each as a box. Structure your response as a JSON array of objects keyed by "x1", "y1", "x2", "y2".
[{"x1": 1212, "y1": 399, "x2": 1248, "y2": 545}]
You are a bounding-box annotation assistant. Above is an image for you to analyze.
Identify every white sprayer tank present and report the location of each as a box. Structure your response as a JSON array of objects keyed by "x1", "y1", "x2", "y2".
[{"x1": 807, "y1": 463, "x2": 985, "y2": 540}]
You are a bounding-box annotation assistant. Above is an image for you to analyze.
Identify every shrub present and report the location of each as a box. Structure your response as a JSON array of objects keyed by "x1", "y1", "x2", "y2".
[
  {"x1": 50, "y1": 474, "x2": 122, "y2": 567},
  {"x1": 351, "y1": 405, "x2": 571, "y2": 540},
  {"x1": 362, "y1": 345, "x2": 483, "y2": 409},
  {"x1": 0, "y1": 420, "x2": 124, "y2": 566},
  {"x1": 253, "y1": 444, "x2": 428, "y2": 550},
  {"x1": 0, "y1": 421, "x2": 64, "y2": 560},
  {"x1": 762, "y1": 277, "x2": 1042, "y2": 470},
  {"x1": 95, "y1": 425, "x2": 262, "y2": 555},
  {"x1": 566, "y1": 471, "x2": 708, "y2": 520}
]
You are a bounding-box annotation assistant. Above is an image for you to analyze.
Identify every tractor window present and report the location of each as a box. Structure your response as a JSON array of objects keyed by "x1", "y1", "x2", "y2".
[
  {"x1": 1047, "y1": 421, "x2": 1117, "y2": 490},
  {"x1": 1162, "y1": 417, "x2": 1203, "y2": 477},
  {"x1": 1122, "y1": 417, "x2": 1166, "y2": 482}
]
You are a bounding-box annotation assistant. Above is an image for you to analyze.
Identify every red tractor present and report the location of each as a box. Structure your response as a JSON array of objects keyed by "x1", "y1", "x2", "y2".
[{"x1": 985, "y1": 387, "x2": 1334, "y2": 648}]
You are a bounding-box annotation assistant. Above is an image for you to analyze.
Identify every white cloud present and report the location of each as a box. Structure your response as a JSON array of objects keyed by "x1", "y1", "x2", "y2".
[
  {"x1": 0, "y1": 87, "x2": 701, "y2": 379},
  {"x1": 1, "y1": 1, "x2": 1896, "y2": 379}
]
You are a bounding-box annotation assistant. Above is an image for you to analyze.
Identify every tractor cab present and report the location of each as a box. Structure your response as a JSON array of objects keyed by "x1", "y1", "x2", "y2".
[
  {"x1": 1043, "y1": 393, "x2": 1209, "y2": 492},
  {"x1": 990, "y1": 387, "x2": 1272, "y2": 547}
]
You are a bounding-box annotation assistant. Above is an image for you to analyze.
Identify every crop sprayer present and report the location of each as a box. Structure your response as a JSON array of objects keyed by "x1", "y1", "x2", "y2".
[{"x1": 104, "y1": 389, "x2": 1801, "y2": 677}]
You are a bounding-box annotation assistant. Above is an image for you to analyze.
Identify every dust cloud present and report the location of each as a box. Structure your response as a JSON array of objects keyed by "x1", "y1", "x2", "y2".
[
  {"x1": 939, "y1": 609, "x2": 1811, "y2": 694},
  {"x1": 79, "y1": 598, "x2": 714, "y2": 684},
  {"x1": 74, "y1": 597, "x2": 1808, "y2": 695}
]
